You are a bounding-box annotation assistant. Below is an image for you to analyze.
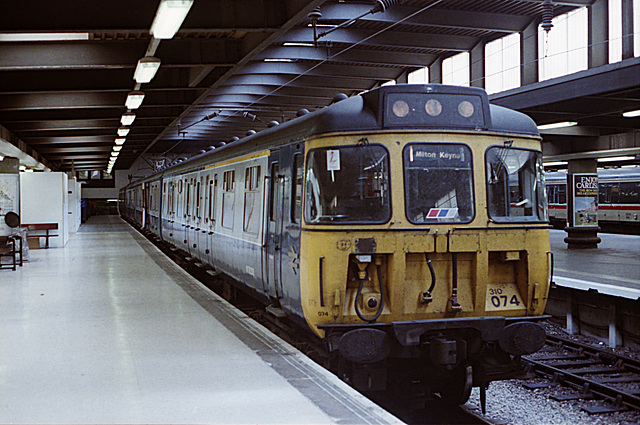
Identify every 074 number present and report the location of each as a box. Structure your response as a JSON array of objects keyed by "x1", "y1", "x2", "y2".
[{"x1": 490, "y1": 294, "x2": 520, "y2": 308}]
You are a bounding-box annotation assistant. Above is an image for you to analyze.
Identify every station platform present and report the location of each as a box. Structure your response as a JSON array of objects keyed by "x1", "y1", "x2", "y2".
[
  {"x1": 0, "y1": 216, "x2": 401, "y2": 424},
  {"x1": 550, "y1": 229, "x2": 640, "y2": 300}
]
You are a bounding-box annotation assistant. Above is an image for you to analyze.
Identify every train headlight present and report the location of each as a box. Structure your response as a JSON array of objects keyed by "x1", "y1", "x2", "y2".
[
  {"x1": 458, "y1": 100, "x2": 474, "y2": 118},
  {"x1": 356, "y1": 255, "x2": 372, "y2": 263},
  {"x1": 392, "y1": 100, "x2": 409, "y2": 117},
  {"x1": 425, "y1": 99, "x2": 442, "y2": 116}
]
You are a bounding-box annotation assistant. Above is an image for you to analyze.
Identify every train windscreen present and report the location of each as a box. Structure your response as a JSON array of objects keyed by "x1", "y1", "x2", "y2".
[
  {"x1": 486, "y1": 146, "x2": 548, "y2": 222},
  {"x1": 403, "y1": 143, "x2": 475, "y2": 224},
  {"x1": 304, "y1": 145, "x2": 391, "y2": 224}
]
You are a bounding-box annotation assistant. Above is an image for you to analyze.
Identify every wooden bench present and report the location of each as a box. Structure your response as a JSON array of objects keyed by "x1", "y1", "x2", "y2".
[
  {"x1": 0, "y1": 234, "x2": 23, "y2": 270},
  {"x1": 21, "y1": 223, "x2": 58, "y2": 249}
]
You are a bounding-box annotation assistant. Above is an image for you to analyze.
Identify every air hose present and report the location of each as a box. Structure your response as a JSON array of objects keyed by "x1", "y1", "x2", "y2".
[{"x1": 354, "y1": 264, "x2": 385, "y2": 323}]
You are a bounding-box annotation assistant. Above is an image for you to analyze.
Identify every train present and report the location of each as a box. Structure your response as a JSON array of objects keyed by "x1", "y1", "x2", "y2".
[
  {"x1": 546, "y1": 167, "x2": 640, "y2": 229},
  {"x1": 120, "y1": 84, "x2": 552, "y2": 405}
]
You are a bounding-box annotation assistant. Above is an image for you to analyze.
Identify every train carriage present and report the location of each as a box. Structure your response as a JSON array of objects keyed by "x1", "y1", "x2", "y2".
[
  {"x1": 546, "y1": 168, "x2": 640, "y2": 228},
  {"x1": 120, "y1": 84, "x2": 551, "y2": 404}
]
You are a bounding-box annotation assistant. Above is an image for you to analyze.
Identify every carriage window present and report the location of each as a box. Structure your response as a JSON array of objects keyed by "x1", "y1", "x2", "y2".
[
  {"x1": 209, "y1": 175, "x2": 217, "y2": 222},
  {"x1": 269, "y1": 163, "x2": 279, "y2": 221},
  {"x1": 305, "y1": 145, "x2": 390, "y2": 224},
  {"x1": 618, "y1": 182, "x2": 640, "y2": 204},
  {"x1": 404, "y1": 143, "x2": 474, "y2": 223},
  {"x1": 292, "y1": 154, "x2": 303, "y2": 223},
  {"x1": 222, "y1": 170, "x2": 235, "y2": 229},
  {"x1": 244, "y1": 166, "x2": 261, "y2": 234},
  {"x1": 195, "y1": 179, "x2": 201, "y2": 219},
  {"x1": 486, "y1": 147, "x2": 547, "y2": 222}
]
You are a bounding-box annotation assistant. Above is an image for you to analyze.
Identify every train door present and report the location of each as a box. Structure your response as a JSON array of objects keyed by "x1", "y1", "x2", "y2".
[
  {"x1": 264, "y1": 144, "x2": 304, "y2": 308},
  {"x1": 206, "y1": 173, "x2": 218, "y2": 265},
  {"x1": 265, "y1": 152, "x2": 284, "y2": 300}
]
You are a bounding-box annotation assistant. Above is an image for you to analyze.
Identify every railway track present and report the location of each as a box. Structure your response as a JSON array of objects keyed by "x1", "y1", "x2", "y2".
[{"x1": 522, "y1": 334, "x2": 640, "y2": 414}]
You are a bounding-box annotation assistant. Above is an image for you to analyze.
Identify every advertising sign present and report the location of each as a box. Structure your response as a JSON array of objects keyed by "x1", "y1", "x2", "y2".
[{"x1": 572, "y1": 173, "x2": 598, "y2": 227}]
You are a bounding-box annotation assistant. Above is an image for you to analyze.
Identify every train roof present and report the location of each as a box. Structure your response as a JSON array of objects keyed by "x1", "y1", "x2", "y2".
[{"x1": 127, "y1": 84, "x2": 540, "y2": 185}]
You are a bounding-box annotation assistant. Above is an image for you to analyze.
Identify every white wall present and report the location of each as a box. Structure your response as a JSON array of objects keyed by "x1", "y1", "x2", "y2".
[{"x1": 20, "y1": 172, "x2": 69, "y2": 248}]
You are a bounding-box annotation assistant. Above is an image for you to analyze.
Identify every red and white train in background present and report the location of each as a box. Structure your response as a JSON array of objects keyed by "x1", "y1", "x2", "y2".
[{"x1": 545, "y1": 167, "x2": 640, "y2": 229}]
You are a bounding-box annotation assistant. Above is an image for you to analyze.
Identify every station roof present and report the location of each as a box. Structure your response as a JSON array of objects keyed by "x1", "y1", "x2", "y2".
[{"x1": 0, "y1": 0, "x2": 637, "y2": 172}]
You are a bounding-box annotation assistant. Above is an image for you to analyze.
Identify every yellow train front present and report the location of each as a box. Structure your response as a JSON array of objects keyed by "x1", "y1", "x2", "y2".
[{"x1": 297, "y1": 85, "x2": 551, "y2": 403}]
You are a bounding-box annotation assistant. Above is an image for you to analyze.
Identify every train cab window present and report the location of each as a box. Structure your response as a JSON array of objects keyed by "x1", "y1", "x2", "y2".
[
  {"x1": 486, "y1": 147, "x2": 548, "y2": 222},
  {"x1": 292, "y1": 154, "x2": 303, "y2": 223},
  {"x1": 304, "y1": 145, "x2": 390, "y2": 224},
  {"x1": 404, "y1": 143, "x2": 474, "y2": 223}
]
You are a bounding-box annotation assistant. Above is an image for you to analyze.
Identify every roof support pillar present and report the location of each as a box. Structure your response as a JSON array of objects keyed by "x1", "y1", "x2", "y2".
[
  {"x1": 588, "y1": 0, "x2": 609, "y2": 68},
  {"x1": 520, "y1": 20, "x2": 539, "y2": 86},
  {"x1": 622, "y1": 0, "x2": 635, "y2": 59},
  {"x1": 429, "y1": 57, "x2": 442, "y2": 84},
  {"x1": 470, "y1": 41, "x2": 485, "y2": 89}
]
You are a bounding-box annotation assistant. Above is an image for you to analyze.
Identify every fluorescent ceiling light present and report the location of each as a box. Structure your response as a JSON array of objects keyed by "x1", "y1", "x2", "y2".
[
  {"x1": 0, "y1": 32, "x2": 89, "y2": 42},
  {"x1": 598, "y1": 156, "x2": 635, "y2": 162},
  {"x1": 111, "y1": 151, "x2": 120, "y2": 158},
  {"x1": 121, "y1": 112, "x2": 136, "y2": 126},
  {"x1": 283, "y1": 42, "x2": 314, "y2": 47},
  {"x1": 150, "y1": 0, "x2": 194, "y2": 39},
  {"x1": 622, "y1": 109, "x2": 640, "y2": 118},
  {"x1": 117, "y1": 127, "x2": 130, "y2": 137},
  {"x1": 115, "y1": 138, "x2": 126, "y2": 145},
  {"x1": 537, "y1": 121, "x2": 578, "y2": 130},
  {"x1": 113, "y1": 146, "x2": 122, "y2": 152},
  {"x1": 134, "y1": 56, "x2": 161, "y2": 83},
  {"x1": 125, "y1": 91, "x2": 145, "y2": 109},
  {"x1": 543, "y1": 161, "x2": 568, "y2": 166},
  {"x1": 264, "y1": 58, "x2": 294, "y2": 62}
]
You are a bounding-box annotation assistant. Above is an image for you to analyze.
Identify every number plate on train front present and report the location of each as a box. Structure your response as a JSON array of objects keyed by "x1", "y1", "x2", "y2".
[{"x1": 486, "y1": 283, "x2": 525, "y2": 311}]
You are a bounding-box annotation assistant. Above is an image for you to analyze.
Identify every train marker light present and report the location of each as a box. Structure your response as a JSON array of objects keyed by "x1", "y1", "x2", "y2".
[
  {"x1": 134, "y1": 56, "x2": 161, "y2": 83},
  {"x1": 150, "y1": 0, "x2": 194, "y2": 39}
]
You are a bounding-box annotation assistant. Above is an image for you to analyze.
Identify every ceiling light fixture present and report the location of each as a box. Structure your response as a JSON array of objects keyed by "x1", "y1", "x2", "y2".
[
  {"x1": 134, "y1": 56, "x2": 161, "y2": 83},
  {"x1": 113, "y1": 146, "x2": 122, "y2": 152},
  {"x1": 125, "y1": 91, "x2": 145, "y2": 109},
  {"x1": 598, "y1": 156, "x2": 635, "y2": 162},
  {"x1": 117, "y1": 127, "x2": 130, "y2": 137},
  {"x1": 115, "y1": 138, "x2": 126, "y2": 145},
  {"x1": 537, "y1": 121, "x2": 578, "y2": 130},
  {"x1": 121, "y1": 112, "x2": 136, "y2": 126},
  {"x1": 543, "y1": 161, "x2": 568, "y2": 167},
  {"x1": 150, "y1": 0, "x2": 194, "y2": 39},
  {"x1": 622, "y1": 109, "x2": 640, "y2": 118},
  {"x1": 0, "y1": 32, "x2": 90, "y2": 42}
]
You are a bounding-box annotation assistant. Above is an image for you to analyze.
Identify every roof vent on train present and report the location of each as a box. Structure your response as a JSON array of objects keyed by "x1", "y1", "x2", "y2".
[
  {"x1": 229, "y1": 137, "x2": 240, "y2": 143},
  {"x1": 268, "y1": 120, "x2": 280, "y2": 128},
  {"x1": 331, "y1": 93, "x2": 348, "y2": 104},
  {"x1": 296, "y1": 108, "x2": 310, "y2": 117},
  {"x1": 198, "y1": 150, "x2": 206, "y2": 155},
  {"x1": 246, "y1": 130, "x2": 257, "y2": 136},
  {"x1": 207, "y1": 146, "x2": 216, "y2": 151}
]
